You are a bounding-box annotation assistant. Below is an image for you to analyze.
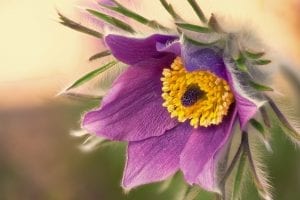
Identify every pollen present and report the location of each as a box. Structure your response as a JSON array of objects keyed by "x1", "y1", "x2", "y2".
[{"x1": 161, "y1": 57, "x2": 234, "y2": 128}]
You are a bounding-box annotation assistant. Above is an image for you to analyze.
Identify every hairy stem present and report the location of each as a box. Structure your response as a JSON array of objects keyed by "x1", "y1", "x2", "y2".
[
  {"x1": 219, "y1": 132, "x2": 247, "y2": 199},
  {"x1": 259, "y1": 106, "x2": 271, "y2": 128}
]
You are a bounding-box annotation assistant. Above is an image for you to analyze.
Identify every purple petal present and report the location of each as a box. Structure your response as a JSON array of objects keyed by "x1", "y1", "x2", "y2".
[
  {"x1": 225, "y1": 68, "x2": 258, "y2": 129},
  {"x1": 82, "y1": 64, "x2": 177, "y2": 142},
  {"x1": 180, "y1": 106, "x2": 238, "y2": 192},
  {"x1": 156, "y1": 40, "x2": 181, "y2": 56},
  {"x1": 122, "y1": 123, "x2": 192, "y2": 189},
  {"x1": 182, "y1": 44, "x2": 227, "y2": 80},
  {"x1": 105, "y1": 34, "x2": 178, "y2": 66},
  {"x1": 234, "y1": 92, "x2": 258, "y2": 129}
]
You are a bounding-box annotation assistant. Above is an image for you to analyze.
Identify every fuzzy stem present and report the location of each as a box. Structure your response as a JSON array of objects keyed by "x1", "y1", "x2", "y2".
[
  {"x1": 265, "y1": 95, "x2": 300, "y2": 141},
  {"x1": 244, "y1": 132, "x2": 269, "y2": 200},
  {"x1": 219, "y1": 132, "x2": 247, "y2": 198},
  {"x1": 187, "y1": 0, "x2": 207, "y2": 24},
  {"x1": 260, "y1": 106, "x2": 271, "y2": 128}
]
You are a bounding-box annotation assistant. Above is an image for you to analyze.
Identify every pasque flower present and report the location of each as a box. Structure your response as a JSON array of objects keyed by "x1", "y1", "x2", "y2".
[
  {"x1": 82, "y1": 32, "x2": 259, "y2": 191},
  {"x1": 60, "y1": 0, "x2": 300, "y2": 198}
]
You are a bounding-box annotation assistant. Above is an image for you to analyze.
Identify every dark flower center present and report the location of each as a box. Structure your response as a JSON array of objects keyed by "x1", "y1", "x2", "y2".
[{"x1": 181, "y1": 85, "x2": 206, "y2": 107}]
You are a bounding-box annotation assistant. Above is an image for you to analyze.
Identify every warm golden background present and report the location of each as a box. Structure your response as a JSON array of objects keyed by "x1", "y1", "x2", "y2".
[{"x1": 0, "y1": 0, "x2": 299, "y2": 199}]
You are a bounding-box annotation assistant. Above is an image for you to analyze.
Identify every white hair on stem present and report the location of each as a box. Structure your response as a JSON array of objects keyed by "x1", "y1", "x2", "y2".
[{"x1": 248, "y1": 131, "x2": 273, "y2": 200}]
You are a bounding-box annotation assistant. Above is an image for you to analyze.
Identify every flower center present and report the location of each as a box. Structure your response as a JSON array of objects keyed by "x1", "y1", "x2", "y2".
[
  {"x1": 161, "y1": 57, "x2": 234, "y2": 128},
  {"x1": 181, "y1": 85, "x2": 206, "y2": 107}
]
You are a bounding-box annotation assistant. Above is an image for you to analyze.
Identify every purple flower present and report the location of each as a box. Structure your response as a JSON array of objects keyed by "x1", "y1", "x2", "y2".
[{"x1": 82, "y1": 33, "x2": 258, "y2": 192}]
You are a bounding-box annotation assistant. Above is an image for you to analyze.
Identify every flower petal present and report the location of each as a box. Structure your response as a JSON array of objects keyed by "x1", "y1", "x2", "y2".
[
  {"x1": 82, "y1": 64, "x2": 177, "y2": 142},
  {"x1": 224, "y1": 63, "x2": 259, "y2": 129},
  {"x1": 156, "y1": 40, "x2": 181, "y2": 55},
  {"x1": 122, "y1": 123, "x2": 192, "y2": 189},
  {"x1": 105, "y1": 34, "x2": 178, "y2": 66},
  {"x1": 233, "y1": 92, "x2": 258, "y2": 129},
  {"x1": 180, "y1": 106, "x2": 238, "y2": 192},
  {"x1": 182, "y1": 44, "x2": 227, "y2": 80}
]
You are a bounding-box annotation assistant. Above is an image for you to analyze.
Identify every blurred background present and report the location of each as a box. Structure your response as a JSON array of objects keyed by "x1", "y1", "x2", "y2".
[{"x1": 0, "y1": 0, "x2": 299, "y2": 199}]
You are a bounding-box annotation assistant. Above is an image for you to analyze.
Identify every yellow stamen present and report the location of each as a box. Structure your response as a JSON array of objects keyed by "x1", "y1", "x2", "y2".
[{"x1": 161, "y1": 57, "x2": 234, "y2": 128}]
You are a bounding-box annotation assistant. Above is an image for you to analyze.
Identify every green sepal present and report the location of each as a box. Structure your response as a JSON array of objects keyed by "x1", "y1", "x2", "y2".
[
  {"x1": 235, "y1": 54, "x2": 248, "y2": 72},
  {"x1": 99, "y1": 0, "x2": 169, "y2": 30},
  {"x1": 232, "y1": 149, "x2": 247, "y2": 200},
  {"x1": 86, "y1": 9, "x2": 135, "y2": 33},
  {"x1": 184, "y1": 35, "x2": 220, "y2": 46},
  {"x1": 89, "y1": 50, "x2": 111, "y2": 61},
  {"x1": 58, "y1": 12, "x2": 103, "y2": 38},
  {"x1": 66, "y1": 61, "x2": 118, "y2": 91},
  {"x1": 249, "y1": 80, "x2": 274, "y2": 91},
  {"x1": 244, "y1": 50, "x2": 265, "y2": 59},
  {"x1": 175, "y1": 23, "x2": 212, "y2": 33},
  {"x1": 253, "y1": 59, "x2": 271, "y2": 65}
]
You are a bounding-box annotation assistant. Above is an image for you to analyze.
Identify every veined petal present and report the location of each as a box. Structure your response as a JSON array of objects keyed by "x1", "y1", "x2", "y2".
[
  {"x1": 105, "y1": 34, "x2": 178, "y2": 66},
  {"x1": 122, "y1": 123, "x2": 192, "y2": 189},
  {"x1": 82, "y1": 63, "x2": 177, "y2": 142},
  {"x1": 182, "y1": 43, "x2": 227, "y2": 80},
  {"x1": 180, "y1": 106, "x2": 238, "y2": 192}
]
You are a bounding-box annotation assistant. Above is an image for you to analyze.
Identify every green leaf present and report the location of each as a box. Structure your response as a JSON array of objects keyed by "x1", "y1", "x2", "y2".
[
  {"x1": 184, "y1": 35, "x2": 220, "y2": 46},
  {"x1": 235, "y1": 54, "x2": 248, "y2": 72},
  {"x1": 175, "y1": 23, "x2": 212, "y2": 33},
  {"x1": 159, "y1": 0, "x2": 182, "y2": 20},
  {"x1": 249, "y1": 81, "x2": 274, "y2": 91},
  {"x1": 232, "y1": 149, "x2": 247, "y2": 200},
  {"x1": 253, "y1": 59, "x2": 271, "y2": 65},
  {"x1": 86, "y1": 9, "x2": 135, "y2": 33},
  {"x1": 187, "y1": 0, "x2": 208, "y2": 23},
  {"x1": 244, "y1": 50, "x2": 265, "y2": 59},
  {"x1": 65, "y1": 61, "x2": 117, "y2": 91},
  {"x1": 99, "y1": 0, "x2": 169, "y2": 30},
  {"x1": 58, "y1": 12, "x2": 103, "y2": 38},
  {"x1": 89, "y1": 50, "x2": 111, "y2": 61},
  {"x1": 250, "y1": 119, "x2": 265, "y2": 134}
]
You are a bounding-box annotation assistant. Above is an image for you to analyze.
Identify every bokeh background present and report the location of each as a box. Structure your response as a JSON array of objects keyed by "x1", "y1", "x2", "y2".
[{"x1": 0, "y1": 0, "x2": 299, "y2": 199}]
